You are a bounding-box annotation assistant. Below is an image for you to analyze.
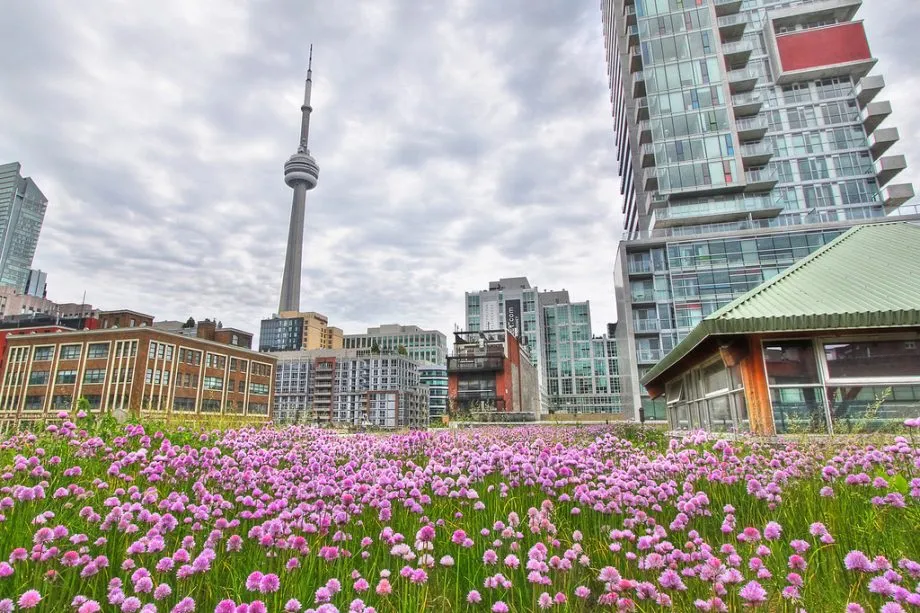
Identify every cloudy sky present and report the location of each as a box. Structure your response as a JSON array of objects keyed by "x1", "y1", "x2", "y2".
[{"x1": 1, "y1": 1, "x2": 917, "y2": 340}]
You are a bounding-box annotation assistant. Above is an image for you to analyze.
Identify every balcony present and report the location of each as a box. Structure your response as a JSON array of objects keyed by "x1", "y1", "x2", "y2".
[
  {"x1": 630, "y1": 47, "x2": 643, "y2": 73},
  {"x1": 869, "y1": 127, "x2": 899, "y2": 160},
  {"x1": 447, "y1": 357, "x2": 504, "y2": 373},
  {"x1": 732, "y1": 91, "x2": 763, "y2": 118},
  {"x1": 856, "y1": 75, "x2": 885, "y2": 107},
  {"x1": 652, "y1": 196, "x2": 784, "y2": 229},
  {"x1": 740, "y1": 142, "x2": 774, "y2": 168},
  {"x1": 631, "y1": 290, "x2": 668, "y2": 304},
  {"x1": 736, "y1": 115, "x2": 769, "y2": 141},
  {"x1": 727, "y1": 67, "x2": 759, "y2": 93},
  {"x1": 627, "y1": 260, "x2": 654, "y2": 276},
  {"x1": 633, "y1": 319, "x2": 661, "y2": 334},
  {"x1": 862, "y1": 101, "x2": 892, "y2": 135},
  {"x1": 640, "y1": 143, "x2": 656, "y2": 168},
  {"x1": 722, "y1": 40, "x2": 752, "y2": 67},
  {"x1": 624, "y1": 3, "x2": 637, "y2": 27},
  {"x1": 644, "y1": 166, "x2": 659, "y2": 192},
  {"x1": 714, "y1": 0, "x2": 743, "y2": 16},
  {"x1": 717, "y1": 13, "x2": 747, "y2": 41},
  {"x1": 882, "y1": 184, "x2": 915, "y2": 211},
  {"x1": 876, "y1": 155, "x2": 907, "y2": 187},
  {"x1": 627, "y1": 24, "x2": 639, "y2": 47},
  {"x1": 638, "y1": 120, "x2": 652, "y2": 145},
  {"x1": 637, "y1": 349, "x2": 664, "y2": 363},
  {"x1": 635, "y1": 97, "x2": 649, "y2": 122},
  {"x1": 745, "y1": 167, "x2": 779, "y2": 192},
  {"x1": 646, "y1": 191, "x2": 670, "y2": 211},
  {"x1": 632, "y1": 71, "x2": 646, "y2": 98}
]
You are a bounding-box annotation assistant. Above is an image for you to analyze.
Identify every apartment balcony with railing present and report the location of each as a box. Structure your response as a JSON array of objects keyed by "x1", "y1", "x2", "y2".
[
  {"x1": 630, "y1": 289, "x2": 671, "y2": 304},
  {"x1": 636, "y1": 348, "x2": 664, "y2": 364},
  {"x1": 633, "y1": 319, "x2": 661, "y2": 334},
  {"x1": 640, "y1": 142, "x2": 656, "y2": 168},
  {"x1": 635, "y1": 97, "x2": 649, "y2": 122},
  {"x1": 740, "y1": 142, "x2": 774, "y2": 168},
  {"x1": 718, "y1": 13, "x2": 747, "y2": 41},
  {"x1": 652, "y1": 195, "x2": 784, "y2": 229},
  {"x1": 623, "y1": 3, "x2": 637, "y2": 28},
  {"x1": 632, "y1": 70, "x2": 646, "y2": 98},
  {"x1": 447, "y1": 356, "x2": 504, "y2": 373},
  {"x1": 714, "y1": 0, "x2": 742, "y2": 16},
  {"x1": 627, "y1": 259, "x2": 654, "y2": 276},
  {"x1": 736, "y1": 115, "x2": 769, "y2": 141},
  {"x1": 722, "y1": 39, "x2": 752, "y2": 67},
  {"x1": 745, "y1": 166, "x2": 779, "y2": 192},
  {"x1": 630, "y1": 46, "x2": 643, "y2": 73},
  {"x1": 728, "y1": 66, "x2": 759, "y2": 93},
  {"x1": 732, "y1": 91, "x2": 763, "y2": 118}
]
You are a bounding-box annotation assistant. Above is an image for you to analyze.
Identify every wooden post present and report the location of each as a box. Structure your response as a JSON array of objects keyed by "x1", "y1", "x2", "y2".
[{"x1": 738, "y1": 335, "x2": 775, "y2": 435}]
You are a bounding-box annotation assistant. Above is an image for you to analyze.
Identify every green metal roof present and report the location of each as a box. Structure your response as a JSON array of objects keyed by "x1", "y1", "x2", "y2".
[{"x1": 641, "y1": 222, "x2": 920, "y2": 387}]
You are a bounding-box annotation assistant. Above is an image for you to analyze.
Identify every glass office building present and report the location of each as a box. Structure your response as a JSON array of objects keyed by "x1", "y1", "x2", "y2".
[
  {"x1": 0, "y1": 163, "x2": 48, "y2": 292},
  {"x1": 602, "y1": 0, "x2": 918, "y2": 419},
  {"x1": 419, "y1": 365, "x2": 448, "y2": 419}
]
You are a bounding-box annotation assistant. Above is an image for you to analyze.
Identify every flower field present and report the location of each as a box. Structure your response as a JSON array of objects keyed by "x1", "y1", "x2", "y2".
[{"x1": 0, "y1": 416, "x2": 918, "y2": 612}]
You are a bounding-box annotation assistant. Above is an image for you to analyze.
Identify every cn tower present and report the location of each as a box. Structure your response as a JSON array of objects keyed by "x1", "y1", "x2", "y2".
[{"x1": 278, "y1": 45, "x2": 320, "y2": 313}]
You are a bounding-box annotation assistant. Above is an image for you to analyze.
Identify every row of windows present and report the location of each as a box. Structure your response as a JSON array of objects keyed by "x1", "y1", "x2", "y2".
[{"x1": 148, "y1": 342, "x2": 175, "y2": 361}]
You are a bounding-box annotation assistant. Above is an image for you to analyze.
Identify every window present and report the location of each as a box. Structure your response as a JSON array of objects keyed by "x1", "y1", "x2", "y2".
[
  {"x1": 28, "y1": 371, "x2": 49, "y2": 386},
  {"x1": 60, "y1": 345, "x2": 81, "y2": 360},
  {"x1": 34, "y1": 347, "x2": 53, "y2": 361},
  {"x1": 204, "y1": 376, "x2": 223, "y2": 391},
  {"x1": 764, "y1": 341, "x2": 820, "y2": 385},
  {"x1": 83, "y1": 369, "x2": 106, "y2": 384},
  {"x1": 824, "y1": 340, "x2": 920, "y2": 380},
  {"x1": 250, "y1": 383, "x2": 270, "y2": 395},
  {"x1": 56, "y1": 370, "x2": 78, "y2": 385},
  {"x1": 87, "y1": 343, "x2": 109, "y2": 359}
]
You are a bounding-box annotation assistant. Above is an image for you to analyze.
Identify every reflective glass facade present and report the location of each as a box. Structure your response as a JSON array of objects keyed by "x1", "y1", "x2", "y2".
[
  {"x1": 420, "y1": 365, "x2": 448, "y2": 419},
  {"x1": 602, "y1": 0, "x2": 918, "y2": 418},
  {"x1": 543, "y1": 301, "x2": 623, "y2": 414},
  {"x1": 0, "y1": 163, "x2": 47, "y2": 292}
]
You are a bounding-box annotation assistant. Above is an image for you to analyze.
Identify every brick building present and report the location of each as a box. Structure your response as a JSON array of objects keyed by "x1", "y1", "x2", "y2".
[
  {"x1": 447, "y1": 330, "x2": 540, "y2": 421},
  {"x1": 154, "y1": 318, "x2": 254, "y2": 350},
  {"x1": 99, "y1": 309, "x2": 154, "y2": 329},
  {"x1": 0, "y1": 327, "x2": 276, "y2": 426}
]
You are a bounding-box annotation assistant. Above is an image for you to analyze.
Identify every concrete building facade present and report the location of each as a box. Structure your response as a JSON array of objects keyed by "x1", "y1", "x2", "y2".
[
  {"x1": 273, "y1": 349, "x2": 428, "y2": 429},
  {"x1": 0, "y1": 163, "x2": 47, "y2": 292},
  {"x1": 601, "y1": 0, "x2": 918, "y2": 420},
  {"x1": 0, "y1": 327, "x2": 276, "y2": 427},
  {"x1": 344, "y1": 324, "x2": 448, "y2": 366}
]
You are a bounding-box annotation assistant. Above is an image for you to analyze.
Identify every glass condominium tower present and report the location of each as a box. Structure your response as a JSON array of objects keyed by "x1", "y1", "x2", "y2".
[{"x1": 601, "y1": 0, "x2": 918, "y2": 420}]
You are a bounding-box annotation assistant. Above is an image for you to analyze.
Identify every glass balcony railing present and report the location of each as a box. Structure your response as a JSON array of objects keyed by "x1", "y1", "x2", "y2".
[
  {"x1": 637, "y1": 349, "x2": 664, "y2": 363},
  {"x1": 630, "y1": 290, "x2": 670, "y2": 303},
  {"x1": 717, "y1": 13, "x2": 747, "y2": 30},
  {"x1": 740, "y1": 142, "x2": 773, "y2": 158},
  {"x1": 746, "y1": 166, "x2": 779, "y2": 185},
  {"x1": 633, "y1": 319, "x2": 661, "y2": 333},
  {"x1": 736, "y1": 115, "x2": 769, "y2": 133},
  {"x1": 721, "y1": 40, "x2": 753, "y2": 57},
  {"x1": 627, "y1": 260, "x2": 653, "y2": 274}
]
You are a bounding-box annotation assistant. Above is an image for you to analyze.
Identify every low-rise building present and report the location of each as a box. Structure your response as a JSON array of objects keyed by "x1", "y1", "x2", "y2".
[
  {"x1": 447, "y1": 330, "x2": 540, "y2": 421},
  {"x1": 154, "y1": 318, "x2": 253, "y2": 349},
  {"x1": 0, "y1": 285, "x2": 98, "y2": 322},
  {"x1": 344, "y1": 324, "x2": 448, "y2": 366},
  {"x1": 99, "y1": 310, "x2": 154, "y2": 329},
  {"x1": 0, "y1": 327, "x2": 276, "y2": 427},
  {"x1": 274, "y1": 349, "x2": 428, "y2": 429},
  {"x1": 642, "y1": 223, "x2": 920, "y2": 435}
]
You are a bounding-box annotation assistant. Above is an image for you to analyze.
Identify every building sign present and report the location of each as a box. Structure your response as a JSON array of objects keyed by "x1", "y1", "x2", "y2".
[{"x1": 505, "y1": 299, "x2": 521, "y2": 339}]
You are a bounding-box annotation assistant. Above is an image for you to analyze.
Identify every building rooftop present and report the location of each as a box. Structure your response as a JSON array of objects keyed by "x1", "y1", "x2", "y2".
[{"x1": 642, "y1": 222, "x2": 920, "y2": 386}]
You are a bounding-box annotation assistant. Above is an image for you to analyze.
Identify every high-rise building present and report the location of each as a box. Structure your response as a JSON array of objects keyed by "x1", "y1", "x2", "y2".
[
  {"x1": 260, "y1": 311, "x2": 343, "y2": 353},
  {"x1": 343, "y1": 324, "x2": 448, "y2": 366},
  {"x1": 272, "y1": 349, "x2": 428, "y2": 428},
  {"x1": 601, "y1": 0, "x2": 919, "y2": 420},
  {"x1": 23, "y1": 269, "x2": 46, "y2": 298},
  {"x1": 278, "y1": 47, "x2": 320, "y2": 314},
  {"x1": 0, "y1": 163, "x2": 48, "y2": 292},
  {"x1": 542, "y1": 300, "x2": 623, "y2": 415},
  {"x1": 465, "y1": 278, "x2": 545, "y2": 382}
]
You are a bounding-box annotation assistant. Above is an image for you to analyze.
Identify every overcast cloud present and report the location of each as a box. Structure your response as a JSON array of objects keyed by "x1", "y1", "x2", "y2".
[{"x1": 0, "y1": 1, "x2": 917, "y2": 339}]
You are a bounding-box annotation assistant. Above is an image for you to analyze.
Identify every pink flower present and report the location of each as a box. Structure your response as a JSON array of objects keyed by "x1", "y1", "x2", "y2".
[
  {"x1": 845, "y1": 551, "x2": 874, "y2": 572},
  {"x1": 171, "y1": 597, "x2": 195, "y2": 613},
  {"x1": 79, "y1": 601, "x2": 102, "y2": 613},
  {"x1": 284, "y1": 599, "x2": 302, "y2": 612},
  {"x1": 467, "y1": 590, "x2": 482, "y2": 603},
  {"x1": 763, "y1": 522, "x2": 781, "y2": 540},
  {"x1": 121, "y1": 597, "x2": 142, "y2": 613},
  {"x1": 575, "y1": 586, "x2": 590, "y2": 599},
  {"x1": 246, "y1": 571, "x2": 264, "y2": 591},
  {"x1": 538, "y1": 593, "x2": 552, "y2": 609},
  {"x1": 0, "y1": 563, "x2": 12, "y2": 578},
  {"x1": 739, "y1": 581, "x2": 767, "y2": 606},
  {"x1": 258, "y1": 573, "x2": 280, "y2": 593},
  {"x1": 18, "y1": 590, "x2": 41, "y2": 609},
  {"x1": 154, "y1": 584, "x2": 172, "y2": 600},
  {"x1": 492, "y1": 602, "x2": 509, "y2": 613},
  {"x1": 375, "y1": 579, "x2": 392, "y2": 596}
]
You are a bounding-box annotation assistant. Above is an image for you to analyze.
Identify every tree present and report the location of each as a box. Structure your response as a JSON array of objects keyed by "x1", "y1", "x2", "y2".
[
  {"x1": 182, "y1": 317, "x2": 196, "y2": 329},
  {"x1": 371, "y1": 341, "x2": 381, "y2": 354},
  {"x1": 397, "y1": 345, "x2": 408, "y2": 356}
]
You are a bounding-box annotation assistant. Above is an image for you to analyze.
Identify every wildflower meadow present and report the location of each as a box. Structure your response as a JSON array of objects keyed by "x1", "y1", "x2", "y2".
[{"x1": 0, "y1": 413, "x2": 918, "y2": 613}]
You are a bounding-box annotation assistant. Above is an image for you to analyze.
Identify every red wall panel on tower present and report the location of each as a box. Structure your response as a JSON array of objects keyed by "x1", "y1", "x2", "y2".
[{"x1": 776, "y1": 22, "x2": 871, "y2": 72}]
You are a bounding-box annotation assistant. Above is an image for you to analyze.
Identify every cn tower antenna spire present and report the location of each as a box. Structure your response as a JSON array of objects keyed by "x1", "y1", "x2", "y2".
[{"x1": 279, "y1": 45, "x2": 321, "y2": 314}]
